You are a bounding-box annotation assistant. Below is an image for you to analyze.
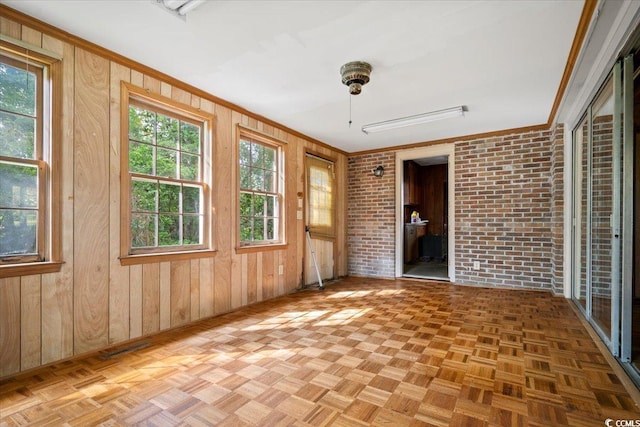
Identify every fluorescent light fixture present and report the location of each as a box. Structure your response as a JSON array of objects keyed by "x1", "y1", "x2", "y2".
[{"x1": 361, "y1": 106, "x2": 465, "y2": 134}]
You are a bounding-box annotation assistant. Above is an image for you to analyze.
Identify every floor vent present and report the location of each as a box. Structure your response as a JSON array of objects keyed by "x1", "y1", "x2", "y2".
[{"x1": 99, "y1": 342, "x2": 150, "y2": 360}]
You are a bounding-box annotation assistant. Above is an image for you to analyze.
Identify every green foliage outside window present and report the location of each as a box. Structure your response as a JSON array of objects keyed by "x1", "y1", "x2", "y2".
[
  {"x1": 239, "y1": 138, "x2": 280, "y2": 244},
  {"x1": 0, "y1": 61, "x2": 39, "y2": 258},
  {"x1": 128, "y1": 104, "x2": 203, "y2": 250}
]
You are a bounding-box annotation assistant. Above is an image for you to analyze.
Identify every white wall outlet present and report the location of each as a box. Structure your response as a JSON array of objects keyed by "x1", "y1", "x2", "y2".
[
  {"x1": 473, "y1": 261, "x2": 480, "y2": 271},
  {"x1": 278, "y1": 265, "x2": 284, "y2": 275}
]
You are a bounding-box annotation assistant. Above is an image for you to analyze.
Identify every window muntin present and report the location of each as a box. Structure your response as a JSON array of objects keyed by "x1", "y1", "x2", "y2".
[
  {"x1": 0, "y1": 54, "x2": 45, "y2": 264},
  {"x1": 239, "y1": 134, "x2": 284, "y2": 246},
  {"x1": 124, "y1": 89, "x2": 211, "y2": 257}
]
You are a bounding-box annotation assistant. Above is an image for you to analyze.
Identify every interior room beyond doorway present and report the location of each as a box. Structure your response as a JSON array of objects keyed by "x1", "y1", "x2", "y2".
[{"x1": 402, "y1": 156, "x2": 448, "y2": 280}]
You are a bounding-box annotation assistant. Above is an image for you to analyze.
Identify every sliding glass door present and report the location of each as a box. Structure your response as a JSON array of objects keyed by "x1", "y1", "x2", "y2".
[{"x1": 572, "y1": 54, "x2": 636, "y2": 381}]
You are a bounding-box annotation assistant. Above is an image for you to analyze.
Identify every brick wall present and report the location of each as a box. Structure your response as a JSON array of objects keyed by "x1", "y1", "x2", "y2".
[
  {"x1": 550, "y1": 124, "x2": 564, "y2": 294},
  {"x1": 347, "y1": 152, "x2": 396, "y2": 278},
  {"x1": 455, "y1": 130, "x2": 553, "y2": 289},
  {"x1": 348, "y1": 128, "x2": 563, "y2": 291}
]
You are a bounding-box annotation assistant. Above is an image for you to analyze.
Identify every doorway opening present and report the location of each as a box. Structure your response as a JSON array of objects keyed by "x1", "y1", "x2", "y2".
[
  {"x1": 402, "y1": 158, "x2": 448, "y2": 280},
  {"x1": 395, "y1": 144, "x2": 455, "y2": 282}
]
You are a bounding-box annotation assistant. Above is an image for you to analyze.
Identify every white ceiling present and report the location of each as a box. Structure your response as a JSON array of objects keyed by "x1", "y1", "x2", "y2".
[{"x1": 2, "y1": 0, "x2": 584, "y2": 153}]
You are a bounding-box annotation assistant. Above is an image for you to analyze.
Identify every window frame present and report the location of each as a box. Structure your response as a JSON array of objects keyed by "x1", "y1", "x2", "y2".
[
  {"x1": 236, "y1": 126, "x2": 286, "y2": 252},
  {"x1": 0, "y1": 42, "x2": 62, "y2": 278},
  {"x1": 120, "y1": 82, "x2": 215, "y2": 265}
]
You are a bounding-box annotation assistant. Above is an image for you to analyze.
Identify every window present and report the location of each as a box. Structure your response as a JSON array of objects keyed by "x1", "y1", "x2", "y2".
[
  {"x1": 238, "y1": 129, "x2": 285, "y2": 247},
  {"x1": 121, "y1": 83, "x2": 213, "y2": 262},
  {"x1": 0, "y1": 48, "x2": 61, "y2": 275},
  {"x1": 306, "y1": 154, "x2": 335, "y2": 239}
]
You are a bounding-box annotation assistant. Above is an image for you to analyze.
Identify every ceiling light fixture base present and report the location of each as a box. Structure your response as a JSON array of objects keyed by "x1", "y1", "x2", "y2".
[{"x1": 340, "y1": 61, "x2": 372, "y2": 95}]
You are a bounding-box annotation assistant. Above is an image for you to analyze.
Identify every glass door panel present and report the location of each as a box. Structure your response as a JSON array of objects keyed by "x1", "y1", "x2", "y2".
[
  {"x1": 590, "y1": 76, "x2": 617, "y2": 338},
  {"x1": 573, "y1": 116, "x2": 589, "y2": 311}
]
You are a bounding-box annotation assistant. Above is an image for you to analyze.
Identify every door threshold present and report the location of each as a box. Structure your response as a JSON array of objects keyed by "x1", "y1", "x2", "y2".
[{"x1": 402, "y1": 274, "x2": 450, "y2": 282}]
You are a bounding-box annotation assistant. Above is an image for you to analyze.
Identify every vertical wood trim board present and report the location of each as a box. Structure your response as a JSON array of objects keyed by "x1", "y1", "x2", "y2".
[
  {"x1": 129, "y1": 264, "x2": 143, "y2": 339},
  {"x1": 159, "y1": 262, "x2": 171, "y2": 330},
  {"x1": 142, "y1": 263, "x2": 160, "y2": 335},
  {"x1": 0, "y1": 278, "x2": 21, "y2": 376},
  {"x1": 170, "y1": 260, "x2": 191, "y2": 328},
  {"x1": 20, "y1": 275, "x2": 41, "y2": 371},
  {"x1": 108, "y1": 62, "x2": 131, "y2": 344},
  {"x1": 214, "y1": 106, "x2": 232, "y2": 315},
  {"x1": 73, "y1": 48, "x2": 110, "y2": 355}
]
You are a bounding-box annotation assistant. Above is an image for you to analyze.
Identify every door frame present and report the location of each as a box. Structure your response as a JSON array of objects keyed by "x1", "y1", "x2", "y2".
[
  {"x1": 395, "y1": 144, "x2": 456, "y2": 281},
  {"x1": 304, "y1": 152, "x2": 336, "y2": 285}
]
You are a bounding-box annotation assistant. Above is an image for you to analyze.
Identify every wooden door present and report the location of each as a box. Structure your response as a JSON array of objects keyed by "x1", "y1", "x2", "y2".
[{"x1": 304, "y1": 154, "x2": 335, "y2": 285}]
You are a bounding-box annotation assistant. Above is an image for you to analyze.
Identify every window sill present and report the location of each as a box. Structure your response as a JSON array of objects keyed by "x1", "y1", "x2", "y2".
[
  {"x1": 120, "y1": 249, "x2": 217, "y2": 266},
  {"x1": 235, "y1": 243, "x2": 288, "y2": 254},
  {"x1": 0, "y1": 261, "x2": 64, "y2": 278}
]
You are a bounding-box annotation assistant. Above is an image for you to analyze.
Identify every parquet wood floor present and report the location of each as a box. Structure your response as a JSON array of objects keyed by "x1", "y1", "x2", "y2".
[{"x1": 1, "y1": 277, "x2": 639, "y2": 426}]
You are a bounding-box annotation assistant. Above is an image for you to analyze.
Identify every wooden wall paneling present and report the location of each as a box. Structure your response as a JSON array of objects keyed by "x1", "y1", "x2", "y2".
[
  {"x1": 73, "y1": 48, "x2": 110, "y2": 355},
  {"x1": 262, "y1": 122, "x2": 274, "y2": 136},
  {"x1": 129, "y1": 265, "x2": 142, "y2": 339},
  {"x1": 262, "y1": 251, "x2": 274, "y2": 300},
  {"x1": 284, "y1": 133, "x2": 298, "y2": 292},
  {"x1": 199, "y1": 98, "x2": 215, "y2": 115},
  {"x1": 0, "y1": 278, "x2": 21, "y2": 376},
  {"x1": 191, "y1": 95, "x2": 201, "y2": 110},
  {"x1": 199, "y1": 257, "x2": 214, "y2": 318},
  {"x1": 335, "y1": 156, "x2": 347, "y2": 277},
  {"x1": 20, "y1": 275, "x2": 41, "y2": 371},
  {"x1": 214, "y1": 106, "x2": 232, "y2": 314},
  {"x1": 296, "y1": 138, "x2": 305, "y2": 290},
  {"x1": 0, "y1": 16, "x2": 21, "y2": 38},
  {"x1": 0, "y1": 14, "x2": 349, "y2": 376},
  {"x1": 142, "y1": 263, "x2": 160, "y2": 335},
  {"x1": 159, "y1": 262, "x2": 171, "y2": 330},
  {"x1": 41, "y1": 32, "x2": 63, "y2": 54},
  {"x1": 230, "y1": 112, "x2": 242, "y2": 310},
  {"x1": 277, "y1": 250, "x2": 284, "y2": 295},
  {"x1": 190, "y1": 259, "x2": 200, "y2": 321},
  {"x1": 108, "y1": 62, "x2": 131, "y2": 345},
  {"x1": 241, "y1": 254, "x2": 248, "y2": 306},
  {"x1": 40, "y1": 274, "x2": 72, "y2": 365},
  {"x1": 143, "y1": 74, "x2": 161, "y2": 95},
  {"x1": 130, "y1": 70, "x2": 143, "y2": 87},
  {"x1": 257, "y1": 253, "x2": 263, "y2": 302},
  {"x1": 246, "y1": 116, "x2": 258, "y2": 130},
  {"x1": 41, "y1": 40, "x2": 74, "y2": 366},
  {"x1": 20, "y1": 25, "x2": 41, "y2": 47},
  {"x1": 170, "y1": 260, "x2": 191, "y2": 327},
  {"x1": 160, "y1": 82, "x2": 171, "y2": 99},
  {"x1": 247, "y1": 252, "x2": 257, "y2": 304},
  {"x1": 171, "y1": 86, "x2": 191, "y2": 105}
]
